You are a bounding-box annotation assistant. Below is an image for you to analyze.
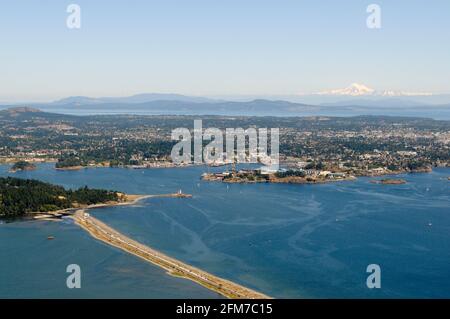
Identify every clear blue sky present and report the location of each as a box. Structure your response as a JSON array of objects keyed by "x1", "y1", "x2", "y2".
[{"x1": 0, "y1": 0, "x2": 449, "y2": 101}]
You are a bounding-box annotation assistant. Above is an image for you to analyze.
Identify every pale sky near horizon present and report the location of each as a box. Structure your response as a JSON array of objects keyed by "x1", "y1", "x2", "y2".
[{"x1": 0, "y1": 0, "x2": 449, "y2": 102}]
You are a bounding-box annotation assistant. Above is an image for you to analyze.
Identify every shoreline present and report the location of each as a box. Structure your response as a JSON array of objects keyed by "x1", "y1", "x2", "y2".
[
  {"x1": 201, "y1": 166, "x2": 437, "y2": 185},
  {"x1": 23, "y1": 191, "x2": 268, "y2": 298},
  {"x1": 28, "y1": 194, "x2": 165, "y2": 220},
  {"x1": 221, "y1": 176, "x2": 357, "y2": 184},
  {"x1": 72, "y1": 205, "x2": 270, "y2": 299}
]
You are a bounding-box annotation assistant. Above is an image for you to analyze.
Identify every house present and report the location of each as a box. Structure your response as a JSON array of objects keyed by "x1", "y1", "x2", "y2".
[
  {"x1": 328, "y1": 172, "x2": 346, "y2": 178},
  {"x1": 319, "y1": 170, "x2": 332, "y2": 176}
]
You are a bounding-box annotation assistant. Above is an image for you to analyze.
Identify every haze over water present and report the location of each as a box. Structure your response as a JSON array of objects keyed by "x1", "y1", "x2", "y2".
[
  {"x1": 2, "y1": 105, "x2": 450, "y2": 120},
  {"x1": 1, "y1": 164, "x2": 449, "y2": 298}
]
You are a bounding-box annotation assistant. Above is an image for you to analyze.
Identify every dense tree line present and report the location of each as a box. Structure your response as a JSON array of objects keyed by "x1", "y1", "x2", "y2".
[
  {"x1": 10, "y1": 161, "x2": 36, "y2": 171},
  {"x1": 0, "y1": 177, "x2": 118, "y2": 217},
  {"x1": 55, "y1": 157, "x2": 83, "y2": 168},
  {"x1": 275, "y1": 170, "x2": 306, "y2": 178}
]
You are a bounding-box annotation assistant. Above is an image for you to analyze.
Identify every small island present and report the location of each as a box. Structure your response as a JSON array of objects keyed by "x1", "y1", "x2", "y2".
[
  {"x1": 371, "y1": 178, "x2": 407, "y2": 185},
  {"x1": 9, "y1": 161, "x2": 37, "y2": 173},
  {"x1": 202, "y1": 168, "x2": 355, "y2": 184}
]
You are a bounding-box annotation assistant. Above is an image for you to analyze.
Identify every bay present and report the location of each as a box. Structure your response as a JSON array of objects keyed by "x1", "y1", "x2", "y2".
[{"x1": 1, "y1": 164, "x2": 449, "y2": 298}]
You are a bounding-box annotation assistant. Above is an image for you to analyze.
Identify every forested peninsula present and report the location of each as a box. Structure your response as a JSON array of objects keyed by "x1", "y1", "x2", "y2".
[{"x1": 0, "y1": 177, "x2": 119, "y2": 217}]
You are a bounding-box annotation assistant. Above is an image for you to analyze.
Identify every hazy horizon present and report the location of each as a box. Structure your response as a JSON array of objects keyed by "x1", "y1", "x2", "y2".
[{"x1": 1, "y1": 1, "x2": 450, "y2": 102}]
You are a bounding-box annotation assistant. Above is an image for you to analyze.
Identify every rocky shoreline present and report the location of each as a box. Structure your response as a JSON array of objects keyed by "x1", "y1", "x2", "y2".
[{"x1": 370, "y1": 179, "x2": 407, "y2": 185}]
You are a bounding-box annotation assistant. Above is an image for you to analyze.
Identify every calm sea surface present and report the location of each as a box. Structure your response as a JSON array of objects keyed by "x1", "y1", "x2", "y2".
[{"x1": 1, "y1": 164, "x2": 449, "y2": 298}]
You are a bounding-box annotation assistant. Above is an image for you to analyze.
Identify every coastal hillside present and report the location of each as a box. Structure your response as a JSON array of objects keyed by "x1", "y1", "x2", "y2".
[{"x1": 0, "y1": 177, "x2": 119, "y2": 217}]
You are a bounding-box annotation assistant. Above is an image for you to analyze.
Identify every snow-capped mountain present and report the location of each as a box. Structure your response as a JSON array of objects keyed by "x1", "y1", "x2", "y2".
[
  {"x1": 315, "y1": 83, "x2": 432, "y2": 97},
  {"x1": 377, "y1": 90, "x2": 432, "y2": 97},
  {"x1": 317, "y1": 83, "x2": 375, "y2": 96}
]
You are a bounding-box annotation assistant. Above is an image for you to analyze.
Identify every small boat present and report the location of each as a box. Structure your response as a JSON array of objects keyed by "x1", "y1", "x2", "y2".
[{"x1": 47, "y1": 236, "x2": 55, "y2": 240}]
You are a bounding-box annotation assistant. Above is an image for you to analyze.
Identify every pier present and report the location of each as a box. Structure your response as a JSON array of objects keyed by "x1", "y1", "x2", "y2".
[{"x1": 155, "y1": 190, "x2": 193, "y2": 198}]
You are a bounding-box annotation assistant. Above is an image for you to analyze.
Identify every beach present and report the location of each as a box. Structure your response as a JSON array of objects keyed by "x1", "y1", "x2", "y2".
[{"x1": 72, "y1": 206, "x2": 270, "y2": 299}]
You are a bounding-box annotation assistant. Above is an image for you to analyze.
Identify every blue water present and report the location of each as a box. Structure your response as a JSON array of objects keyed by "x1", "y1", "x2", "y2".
[
  {"x1": 1, "y1": 164, "x2": 449, "y2": 298},
  {"x1": 4, "y1": 106, "x2": 450, "y2": 120},
  {"x1": 0, "y1": 219, "x2": 222, "y2": 298}
]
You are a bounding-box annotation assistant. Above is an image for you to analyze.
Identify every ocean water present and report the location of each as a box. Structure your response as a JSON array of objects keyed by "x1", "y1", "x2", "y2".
[
  {"x1": 1, "y1": 163, "x2": 449, "y2": 298},
  {"x1": 0, "y1": 219, "x2": 222, "y2": 299},
  {"x1": 5, "y1": 106, "x2": 450, "y2": 120}
]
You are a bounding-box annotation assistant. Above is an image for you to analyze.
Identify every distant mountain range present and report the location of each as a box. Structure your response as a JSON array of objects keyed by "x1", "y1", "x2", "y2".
[
  {"x1": 1, "y1": 85, "x2": 450, "y2": 119},
  {"x1": 10, "y1": 83, "x2": 447, "y2": 107},
  {"x1": 53, "y1": 93, "x2": 221, "y2": 105},
  {"x1": 313, "y1": 83, "x2": 433, "y2": 97},
  {"x1": 47, "y1": 99, "x2": 317, "y2": 115}
]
